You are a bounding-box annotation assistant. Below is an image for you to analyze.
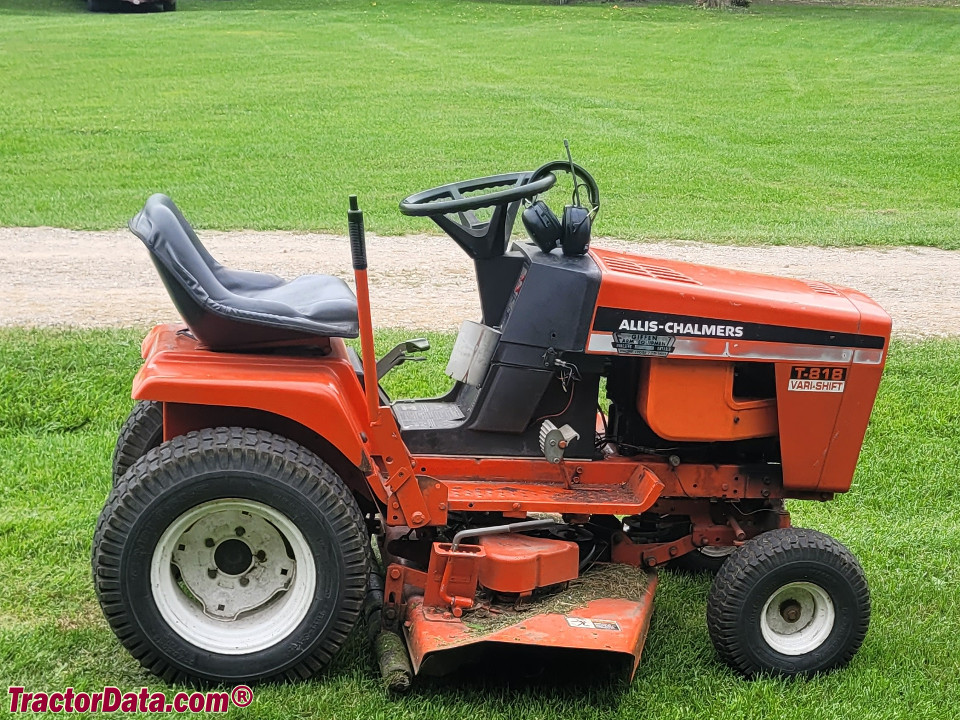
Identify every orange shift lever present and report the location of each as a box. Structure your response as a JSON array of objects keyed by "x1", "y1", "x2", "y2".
[{"x1": 348, "y1": 195, "x2": 380, "y2": 426}]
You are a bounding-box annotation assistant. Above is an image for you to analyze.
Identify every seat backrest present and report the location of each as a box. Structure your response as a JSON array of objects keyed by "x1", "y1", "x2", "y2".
[
  {"x1": 130, "y1": 194, "x2": 356, "y2": 351},
  {"x1": 130, "y1": 194, "x2": 305, "y2": 349},
  {"x1": 130, "y1": 194, "x2": 233, "y2": 304}
]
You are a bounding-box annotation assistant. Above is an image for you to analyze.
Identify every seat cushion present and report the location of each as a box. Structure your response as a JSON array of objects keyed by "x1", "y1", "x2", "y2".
[{"x1": 129, "y1": 194, "x2": 359, "y2": 348}]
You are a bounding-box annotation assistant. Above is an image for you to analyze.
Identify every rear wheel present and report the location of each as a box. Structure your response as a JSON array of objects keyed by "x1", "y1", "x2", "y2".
[
  {"x1": 706, "y1": 527, "x2": 869, "y2": 677},
  {"x1": 93, "y1": 427, "x2": 368, "y2": 684},
  {"x1": 112, "y1": 400, "x2": 164, "y2": 484}
]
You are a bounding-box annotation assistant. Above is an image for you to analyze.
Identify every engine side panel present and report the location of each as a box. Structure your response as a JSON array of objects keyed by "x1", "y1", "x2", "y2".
[{"x1": 586, "y1": 247, "x2": 891, "y2": 494}]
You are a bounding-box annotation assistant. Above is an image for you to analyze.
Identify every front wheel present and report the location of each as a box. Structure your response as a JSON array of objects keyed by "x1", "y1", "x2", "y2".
[
  {"x1": 93, "y1": 427, "x2": 368, "y2": 685},
  {"x1": 706, "y1": 527, "x2": 869, "y2": 677}
]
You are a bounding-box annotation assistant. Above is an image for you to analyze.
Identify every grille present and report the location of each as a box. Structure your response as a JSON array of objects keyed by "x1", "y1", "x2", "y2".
[
  {"x1": 803, "y1": 280, "x2": 840, "y2": 296},
  {"x1": 602, "y1": 256, "x2": 701, "y2": 285}
]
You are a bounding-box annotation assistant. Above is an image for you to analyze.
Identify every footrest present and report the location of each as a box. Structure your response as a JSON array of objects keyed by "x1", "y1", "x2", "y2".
[
  {"x1": 392, "y1": 401, "x2": 465, "y2": 431},
  {"x1": 445, "y1": 466, "x2": 662, "y2": 515}
]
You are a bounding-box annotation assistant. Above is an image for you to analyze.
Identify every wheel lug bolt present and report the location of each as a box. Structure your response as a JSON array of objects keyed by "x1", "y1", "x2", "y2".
[
  {"x1": 207, "y1": 568, "x2": 218, "y2": 579},
  {"x1": 256, "y1": 550, "x2": 266, "y2": 562},
  {"x1": 204, "y1": 538, "x2": 215, "y2": 547},
  {"x1": 235, "y1": 527, "x2": 246, "y2": 537},
  {"x1": 239, "y1": 576, "x2": 250, "y2": 587}
]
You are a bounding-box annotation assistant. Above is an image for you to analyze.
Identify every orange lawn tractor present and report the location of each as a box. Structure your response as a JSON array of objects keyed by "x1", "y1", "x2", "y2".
[{"x1": 92, "y1": 156, "x2": 889, "y2": 689}]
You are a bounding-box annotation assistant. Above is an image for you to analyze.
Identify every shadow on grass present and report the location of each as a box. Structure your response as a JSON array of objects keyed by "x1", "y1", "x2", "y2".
[
  {"x1": 0, "y1": 0, "x2": 614, "y2": 17},
  {"x1": 0, "y1": 0, "x2": 168, "y2": 15},
  {"x1": 0, "y1": 0, "x2": 222, "y2": 15},
  {"x1": 0, "y1": 0, "x2": 82, "y2": 14},
  {"x1": 406, "y1": 645, "x2": 630, "y2": 710},
  {"x1": 1, "y1": 0, "x2": 955, "y2": 17}
]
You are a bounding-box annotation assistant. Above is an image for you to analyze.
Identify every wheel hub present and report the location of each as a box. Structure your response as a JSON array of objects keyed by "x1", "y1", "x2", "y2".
[
  {"x1": 779, "y1": 599, "x2": 803, "y2": 624},
  {"x1": 214, "y1": 538, "x2": 254, "y2": 576},
  {"x1": 760, "y1": 581, "x2": 836, "y2": 656},
  {"x1": 171, "y1": 506, "x2": 295, "y2": 620}
]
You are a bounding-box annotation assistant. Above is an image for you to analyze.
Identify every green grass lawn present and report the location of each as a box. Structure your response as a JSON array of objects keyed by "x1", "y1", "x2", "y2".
[
  {"x1": 1, "y1": 0, "x2": 959, "y2": 247},
  {"x1": 1, "y1": 327, "x2": 958, "y2": 718}
]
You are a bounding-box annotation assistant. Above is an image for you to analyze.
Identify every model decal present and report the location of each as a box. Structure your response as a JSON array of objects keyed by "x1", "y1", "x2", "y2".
[
  {"x1": 612, "y1": 332, "x2": 676, "y2": 357},
  {"x1": 788, "y1": 379, "x2": 845, "y2": 392},
  {"x1": 788, "y1": 366, "x2": 847, "y2": 393},
  {"x1": 595, "y1": 308, "x2": 885, "y2": 350}
]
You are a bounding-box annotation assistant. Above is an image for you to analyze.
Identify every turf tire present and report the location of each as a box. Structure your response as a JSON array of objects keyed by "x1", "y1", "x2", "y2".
[
  {"x1": 706, "y1": 527, "x2": 869, "y2": 678},
  {"x1": 92, "y1": 427, "x2": 368, "y2": 685},
  {"x1": 111, "y1": 400, "x2": 164, "y2": 484}
]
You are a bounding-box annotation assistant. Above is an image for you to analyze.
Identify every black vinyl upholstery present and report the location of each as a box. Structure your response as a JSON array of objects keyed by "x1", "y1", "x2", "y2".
[{"x1": 129, "y1": 194, "x2": 359, "y2": 350}]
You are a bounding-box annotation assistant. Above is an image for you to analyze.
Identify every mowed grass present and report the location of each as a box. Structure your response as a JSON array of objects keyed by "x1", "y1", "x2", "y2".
[
  {"x1": 0, "y1": 327, "x2": 958, "y2": 718},
  {"x1": 1, "y1": 0, "x2": 959, "y2": 247}
]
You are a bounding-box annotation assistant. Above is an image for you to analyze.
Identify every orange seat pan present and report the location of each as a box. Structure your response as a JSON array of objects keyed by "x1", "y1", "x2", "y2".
[{"x1": 478, "y1": 534, "x2": 579, "y2": 594}]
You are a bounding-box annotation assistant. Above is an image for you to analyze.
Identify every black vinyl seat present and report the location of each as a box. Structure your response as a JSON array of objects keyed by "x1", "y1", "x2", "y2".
[{"x1": 129, "y1": 194, "x2": 359, "y2": 350}]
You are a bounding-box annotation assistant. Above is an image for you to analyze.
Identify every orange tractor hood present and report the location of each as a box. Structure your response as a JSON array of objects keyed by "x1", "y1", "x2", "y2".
[{"x1": 586, "y1": 247, "x2": 891, "y2": 358}]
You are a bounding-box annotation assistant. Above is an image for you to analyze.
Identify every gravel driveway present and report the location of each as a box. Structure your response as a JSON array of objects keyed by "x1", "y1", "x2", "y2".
[{"x1": 2, "y1": 227, "x2": 958, "y2": 338}]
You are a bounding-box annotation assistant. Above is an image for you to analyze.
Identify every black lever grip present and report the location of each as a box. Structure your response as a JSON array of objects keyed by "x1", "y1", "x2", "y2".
[{"x1": 347, "y1": 195, "x2": 367, "y2": 271}]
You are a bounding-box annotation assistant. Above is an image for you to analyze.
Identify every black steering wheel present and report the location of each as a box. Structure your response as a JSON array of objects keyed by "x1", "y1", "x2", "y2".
[
  {"x1": 397, "y1": 171, "x2": 559, "y2": 261},
  {"x1": 399, "y1": 171, "x2": 556, "y2": 217}
]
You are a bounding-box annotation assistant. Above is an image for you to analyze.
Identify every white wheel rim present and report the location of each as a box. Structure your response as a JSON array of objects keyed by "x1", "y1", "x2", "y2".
[
  {"x1": 760, "y1": 581, "x2": 835, "y2": 656},
  {"x1": 150, "y1": 498, "x2": 317, "y2": 655}
]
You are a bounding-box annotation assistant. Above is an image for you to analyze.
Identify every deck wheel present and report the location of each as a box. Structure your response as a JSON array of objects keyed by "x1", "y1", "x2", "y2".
[
  {"x1": 706, "y1": 527, "x2": 869, "y2": 677},
  {"x1": 670, "y1": 545, "x2": 736, "y2": 574}
]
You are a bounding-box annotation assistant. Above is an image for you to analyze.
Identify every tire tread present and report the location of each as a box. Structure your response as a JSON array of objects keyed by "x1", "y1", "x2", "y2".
[{"x1": 111, "y1": 400, "x2": 164, "y2": 484}]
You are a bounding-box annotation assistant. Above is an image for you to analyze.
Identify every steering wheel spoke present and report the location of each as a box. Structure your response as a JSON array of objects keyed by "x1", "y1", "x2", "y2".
[{"x1": 399, "y1": 171, "x2": 556, "y2": 218}]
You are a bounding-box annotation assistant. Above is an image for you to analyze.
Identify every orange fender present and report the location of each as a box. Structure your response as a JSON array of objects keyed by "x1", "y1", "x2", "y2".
[{"x1": 132, "y1": 325, "x2": 371, "y2": 481}]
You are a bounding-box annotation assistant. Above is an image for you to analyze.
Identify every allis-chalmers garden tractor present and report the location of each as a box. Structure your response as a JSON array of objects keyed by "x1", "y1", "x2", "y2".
[{"x1": 92, "y1": 155, "x2": 889, "y2": 690}]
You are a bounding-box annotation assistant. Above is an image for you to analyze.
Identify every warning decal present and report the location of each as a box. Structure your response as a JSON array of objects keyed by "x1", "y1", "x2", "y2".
[
  {"x1": 788, "y1": 366, "x2": 847, "y2": 393},
  {"x1": 564, "y1": 617, "x2": 621, "y2": 631}
]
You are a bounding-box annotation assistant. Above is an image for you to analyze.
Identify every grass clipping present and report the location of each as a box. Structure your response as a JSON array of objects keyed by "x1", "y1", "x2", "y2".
[{"x1": 461, "y1": 563, "x2": 649, "y2": 635}]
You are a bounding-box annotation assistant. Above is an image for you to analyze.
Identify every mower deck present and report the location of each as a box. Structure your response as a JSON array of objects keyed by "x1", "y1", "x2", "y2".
[{"x1": 403, "y1": 563, "x2": 658, "y2": 677}]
